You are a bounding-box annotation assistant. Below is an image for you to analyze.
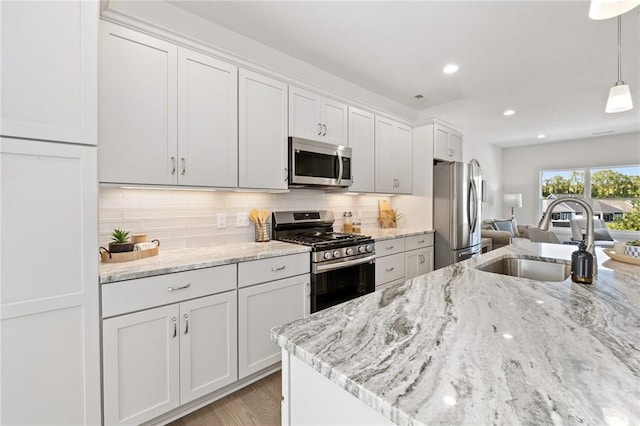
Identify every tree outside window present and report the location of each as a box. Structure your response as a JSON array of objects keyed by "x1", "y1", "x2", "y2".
[{"x1": 540, "y1": 165, "x2": 640, "y2": 231}]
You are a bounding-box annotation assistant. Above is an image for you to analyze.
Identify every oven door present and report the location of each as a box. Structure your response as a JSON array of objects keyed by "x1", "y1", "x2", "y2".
[
  {"x1": 289, "y1": 137, "x2": 352, "y2": 188},
  {"x1": 311, "y1": 255, "x2": 375, "y2": 313}
]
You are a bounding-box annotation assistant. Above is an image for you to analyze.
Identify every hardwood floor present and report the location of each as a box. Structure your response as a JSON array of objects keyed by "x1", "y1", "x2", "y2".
[{"x1": 168, "y1": 371, "x2": 282, "y2": 426}]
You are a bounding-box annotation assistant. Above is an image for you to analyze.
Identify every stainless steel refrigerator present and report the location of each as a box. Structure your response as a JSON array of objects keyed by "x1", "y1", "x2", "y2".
[{"x1": 433, "y1": 161, "x2": 482, "y2": 269}]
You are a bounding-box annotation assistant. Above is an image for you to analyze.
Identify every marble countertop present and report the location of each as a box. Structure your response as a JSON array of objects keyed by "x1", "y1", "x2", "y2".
[
  {"x1": 100, "y1": 241, "x2": 310, "y2": 284},
  {"x1": 100, "y1": 228, "x2": 432, "y2": 284},
  {"x1": 365, "y1": 228, "x2": 434, "y2": 241},
  {"x1": 272, "y1": 240, "x2": 640, "y2": 426}
]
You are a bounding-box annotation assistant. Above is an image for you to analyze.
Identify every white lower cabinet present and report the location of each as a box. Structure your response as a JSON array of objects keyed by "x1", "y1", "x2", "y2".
[
  {"x1": 374, "y1": 234, "x2": 434, "y2": 289},
  {"x1": 102, "y1": 290, "x2": 237, "y2": 425},
  {"x1": 405, "y1": 247, "x2": 434, "y2": 280},
  {"x1": 238, "y1": 274, "x2": 310, "y2": 379}
]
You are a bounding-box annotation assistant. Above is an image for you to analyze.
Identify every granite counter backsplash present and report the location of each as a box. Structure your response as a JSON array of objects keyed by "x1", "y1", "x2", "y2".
[{"x1": 273, "y1": 240, "x2": 640, "y2": 426}]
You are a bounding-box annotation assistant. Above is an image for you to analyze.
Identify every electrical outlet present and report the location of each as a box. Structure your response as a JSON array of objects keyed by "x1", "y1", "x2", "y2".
[
  {"x1": 236, "y1": 212, "x2": 250, "y2": 227},
  {"x1": 216, "y1": 213, "x2": 227, "y2": 229}
]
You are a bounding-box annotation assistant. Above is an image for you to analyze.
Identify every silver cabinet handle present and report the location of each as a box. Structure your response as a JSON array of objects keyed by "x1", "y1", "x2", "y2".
[
  {"x1": 171, "y1": 157, "x2": 176, "y2": 175},
  {"x1": 181, "y1": 157, "x2": 186, "y2": 175},
  {"x1": 322, "y1": 124, "x2": 327, "y2": 136},
  {"x1": 272, "y1": 265, "x2": 286, "y2": 272},
  {"x1": 396, "y1": 179, "x2": 400, "y2": 189},
  {"x1": 417, "y1": 240, "x2": 425, "y2": 244},
  {"x1": 168, "y1": 283, "x2": 191, "y2": 292},
  {"x1": 306, "y1": 282, "x2": 311, "y2": 297},
  {"x1": 184, "y1": 314, "x2": 189, "y2": 334},
  {"x1": 284, "y1": 168, "x2": 288, "y2": 182},
  {"x1": 386, "y1": 245, "x2": 394, "y2": 250},
  {"x1": 172, "y1": 317, "x2": 177, "y2": 338},
  {"x1": 386, "y1": 267, "x2": 394, "y2": 272},
  {"x1": 317, "y1": 123, "x2": 322, "y2": 135}
]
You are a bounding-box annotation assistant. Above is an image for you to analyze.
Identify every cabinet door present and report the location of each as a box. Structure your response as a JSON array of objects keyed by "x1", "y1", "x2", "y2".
[
  {"x1": 0, "y1": 139, "x2": 100, "y2": 426},
  {"x1": 374, "y1": 116, "x2": 395, "y2": 193},
  {"x1": 177, "y1": 48, "x2": 237, "y2": 187},
  {"x1": 179, "y1": 291, "x2": 238, "y2": 404},
  {"x1": 433, "y1": 125, "x2": 450, "y2": 161},
  {"x1": 393, "y1": 123, "x2": 413, "y2": 194},
  {"x1": 1, "y1": 0, "x2": 97, "y2": 145},
  {"x1": 347, "y1": 107, "x2": 375, "y2": 193},
  {"x1": 103, "y1": 305, "x2": 180, "y2": 426},
  {"x1": 100, "y1": 22, "x2": 178, "y2": 185},
  {"x1": 375, "y1": 253, "x2": 405, "y2": 286},
  {"x1": 239, "y1": 69, "x2": 288, "y2": 189},
  {"x1": 322, "y1": 98, "x2": 348, "y2": 145},
  {"x1": 449, "y1": 131, "x2": 463, "y2": 162},
  {"x1": 238, "y1": 274, "x2": 310, "y2": 379},
  {"x1": 404, "y1": 246, "x2": 434, "y2": 280},
  {"x1": 288, "y1": 86, "x2": 322, "y2": 141}
]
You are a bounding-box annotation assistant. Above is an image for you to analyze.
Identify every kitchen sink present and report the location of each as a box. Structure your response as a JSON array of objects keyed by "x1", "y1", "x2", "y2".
[{"x1": 476, "y1": 257, "x2": 571, "y2": 282}]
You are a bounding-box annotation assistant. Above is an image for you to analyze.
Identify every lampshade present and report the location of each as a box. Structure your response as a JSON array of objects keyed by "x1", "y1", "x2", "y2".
[
  {"x1": 503, "y1": 193, "x2": 522, "y2": 209},
  {"x1": 606, "y1": 82, "x2": 633, "y2": 113},
  {"x1": 589, "y1": 0, "x2": 640, "y2": 20}
]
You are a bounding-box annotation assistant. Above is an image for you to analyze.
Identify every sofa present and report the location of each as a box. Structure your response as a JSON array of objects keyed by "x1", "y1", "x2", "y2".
[{"x1": 481, "y1": 218, "x2": 535, "y2": 249}]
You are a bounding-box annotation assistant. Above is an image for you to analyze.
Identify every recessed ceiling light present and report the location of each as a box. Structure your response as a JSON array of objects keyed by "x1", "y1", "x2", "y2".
[
  {"x1": 537, "y1": 134, "x2": 546, "y2": 139},
  {"x1": 443, "y1": 64, "x2": 459, "y2": 74},
  {"x1": 414, "y1": 94, "x2": 424, "y2": 99},
  {"x1": 503, "y1": 110, "x2": 515, "y2": 116}
]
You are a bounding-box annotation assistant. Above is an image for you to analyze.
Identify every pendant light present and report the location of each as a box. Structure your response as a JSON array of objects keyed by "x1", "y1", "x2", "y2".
[
  {"x1": 605, "y1": 15, "x2": 633, "y2": 113},
  {"x1": 589, "y1": 0, "x2": 640, "y2": 20}
]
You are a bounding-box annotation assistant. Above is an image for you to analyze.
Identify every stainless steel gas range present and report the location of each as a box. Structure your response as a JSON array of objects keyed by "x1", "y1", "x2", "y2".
[{"x1": 272, "y1": 210, "x2": 375, "y2": 313}]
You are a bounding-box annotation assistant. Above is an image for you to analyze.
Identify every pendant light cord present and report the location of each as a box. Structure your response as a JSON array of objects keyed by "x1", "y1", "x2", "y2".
[{"x1": 617, "y1": 15, "x2": 622, "y2": 83}]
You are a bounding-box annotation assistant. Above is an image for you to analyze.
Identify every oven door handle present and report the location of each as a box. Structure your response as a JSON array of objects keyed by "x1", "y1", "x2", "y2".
[{"x1": 313, "y1": 254, "x2": 376, "y2": 274}]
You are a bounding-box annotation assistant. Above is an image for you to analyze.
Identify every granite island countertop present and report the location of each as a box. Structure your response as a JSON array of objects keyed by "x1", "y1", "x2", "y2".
[
  {"x1": 100, "y1": 241, "x2": 310, "y2": 284},
  {"x1": 272, "y1": 240, "x2": 640, "y2": 426}
]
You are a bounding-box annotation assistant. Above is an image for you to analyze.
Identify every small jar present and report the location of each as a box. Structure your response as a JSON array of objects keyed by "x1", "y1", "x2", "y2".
[
  {"x1": 343, "y1": 211, "x2": 353, "y2": 233},
  {"x1": 352, "y1": 221, "x2": 362, "y2": 234}
]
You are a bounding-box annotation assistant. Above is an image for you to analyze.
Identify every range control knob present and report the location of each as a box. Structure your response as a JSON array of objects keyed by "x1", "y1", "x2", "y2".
[
  {"x1": 323, "y1": 252, "x2": 331, "y2": 260},
  {"x1": 345, "y1": 248, "x2": 353, "y2": 256},
  {"x1": 358, "y1": 246, "x2": 366, "y2": 254},
  {"x1": 333, "y1": 250, "x2": 341, "y2": 258},
  {"x1": 365, "y1": 244, "x2": 373, "y2": 252}
]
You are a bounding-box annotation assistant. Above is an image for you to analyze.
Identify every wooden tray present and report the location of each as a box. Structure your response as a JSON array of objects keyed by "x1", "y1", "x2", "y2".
[
  {"x1": 602, "y1": 248, "x2": 640, "y2": 266},
  {"x1": 100, "y1": 241, "x2": 159, "y2": 263}
]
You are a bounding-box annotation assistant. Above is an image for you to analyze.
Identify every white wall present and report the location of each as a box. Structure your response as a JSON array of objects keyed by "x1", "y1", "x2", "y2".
[
  {"x1": 463, "y1": 135, "x2": 503, "y2": 221},
  {"x1": 99, "y1": 188, "x2": 391, "y2": 250},
  {"x1": 502, "y1": 131, "x2": 640, "y2": 225}
]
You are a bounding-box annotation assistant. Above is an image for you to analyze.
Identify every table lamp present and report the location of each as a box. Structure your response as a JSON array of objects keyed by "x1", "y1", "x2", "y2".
[{"x1": 503, "y1": 193, "x2": 522, "y2": 219}]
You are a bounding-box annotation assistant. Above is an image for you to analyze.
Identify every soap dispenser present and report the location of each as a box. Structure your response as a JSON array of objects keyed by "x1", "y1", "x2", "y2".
[{"x1": 571, "y1": 241, "x2": 593, "y2": 284}]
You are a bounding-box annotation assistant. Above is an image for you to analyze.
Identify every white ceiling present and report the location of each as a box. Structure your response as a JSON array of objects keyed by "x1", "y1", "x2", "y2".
[{"x1": 167, "y1": 1, "x2": 640, "y2": 148}]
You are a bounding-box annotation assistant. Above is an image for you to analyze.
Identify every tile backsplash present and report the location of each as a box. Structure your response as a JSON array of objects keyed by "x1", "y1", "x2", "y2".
[{"x1": 99, "y1": 187, "x2": 391, "y2": 250}]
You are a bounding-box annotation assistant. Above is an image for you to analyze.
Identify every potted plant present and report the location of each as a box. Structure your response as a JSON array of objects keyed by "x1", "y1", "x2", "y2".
[{"x1": 109, "y1": 228, "x2": 134, "y2": 253}]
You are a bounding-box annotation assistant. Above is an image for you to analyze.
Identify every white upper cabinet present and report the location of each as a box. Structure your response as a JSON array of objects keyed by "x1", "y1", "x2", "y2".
[
  {"x1": 0, "y1": 0, "x2": 97, "y2": 145},
  {"x1": 100, "y1": 22, "x2": 178, "y2": 185},
  {"x1": 177, "y1": 47, "x2": 238, "y2": 188},
  {"x1": 289, "y1": 86, "x2": 348, "y2": 145},
  {"x1": 100, "y1": 23, "x2": 239, "y2": 188},
  {"x1": 347, "y1": 107, "x2": 375, "y2": 193},
  {"x1": 375, "y1": 117, "x2": 412, "y2": 194},
  {"x1": 238, "y1": 69, "x2": 288, "y2": 190},
  {"x1": 433, "y1": 123, "x2": 463, "y2": 162}
]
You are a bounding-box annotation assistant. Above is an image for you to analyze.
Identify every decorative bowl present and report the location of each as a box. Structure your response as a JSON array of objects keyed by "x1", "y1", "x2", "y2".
[{"x1": 624, "y1": 244, "x2": 640, "y2": 258}]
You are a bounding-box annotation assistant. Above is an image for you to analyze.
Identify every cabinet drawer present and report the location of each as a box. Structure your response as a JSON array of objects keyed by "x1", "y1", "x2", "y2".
[
  {"x1": 405, "y1": 233, "x2": 434, "y2": 251},
  {"x1": 102, "y1": 265, "x2": 236, "y2": 318},
  {"x1": 238, "y1": 253, "x2": 309, "y2": 288},
  {"x1": 375, "y1": 237, "x2": 405, "y2": 257},
  {"x1": 375, "y1": 253, "x2": 405, "y2": 286}
]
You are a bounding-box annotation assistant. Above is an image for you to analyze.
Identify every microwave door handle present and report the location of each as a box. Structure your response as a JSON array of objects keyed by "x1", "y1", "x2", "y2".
[{"x1": 337, "y1": 150, "x2": 344, "y2": 184}]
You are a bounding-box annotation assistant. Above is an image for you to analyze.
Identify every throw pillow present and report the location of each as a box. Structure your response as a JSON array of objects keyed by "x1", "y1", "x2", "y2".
[
  {"x1": 493, "y1": 220, "x2": 515, "y2": 237},
  {"x1": 594, "y1": 228, "x2": 614, "y2": 241}
]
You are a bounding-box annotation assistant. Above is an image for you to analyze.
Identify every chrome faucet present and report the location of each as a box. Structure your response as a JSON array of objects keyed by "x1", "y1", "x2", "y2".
[{"x1": 538, "y1": 197, "x2": 597, "y2": 276}]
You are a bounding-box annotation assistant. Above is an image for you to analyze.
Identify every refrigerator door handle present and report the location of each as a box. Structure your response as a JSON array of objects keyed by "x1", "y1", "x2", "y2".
[{"x1": 468, "y1": 178, "x2": 478, "y2": 234}]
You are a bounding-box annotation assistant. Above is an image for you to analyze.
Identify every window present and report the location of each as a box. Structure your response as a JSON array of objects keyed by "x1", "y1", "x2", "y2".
[{"x1": 540, "y1": 165, "x2": 640, "y2": 231}]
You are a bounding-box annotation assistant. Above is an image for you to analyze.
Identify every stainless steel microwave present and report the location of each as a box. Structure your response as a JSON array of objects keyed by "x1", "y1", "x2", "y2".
[{"x1": 288, "y1": 137, "x2": 352, "y2": 188}]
